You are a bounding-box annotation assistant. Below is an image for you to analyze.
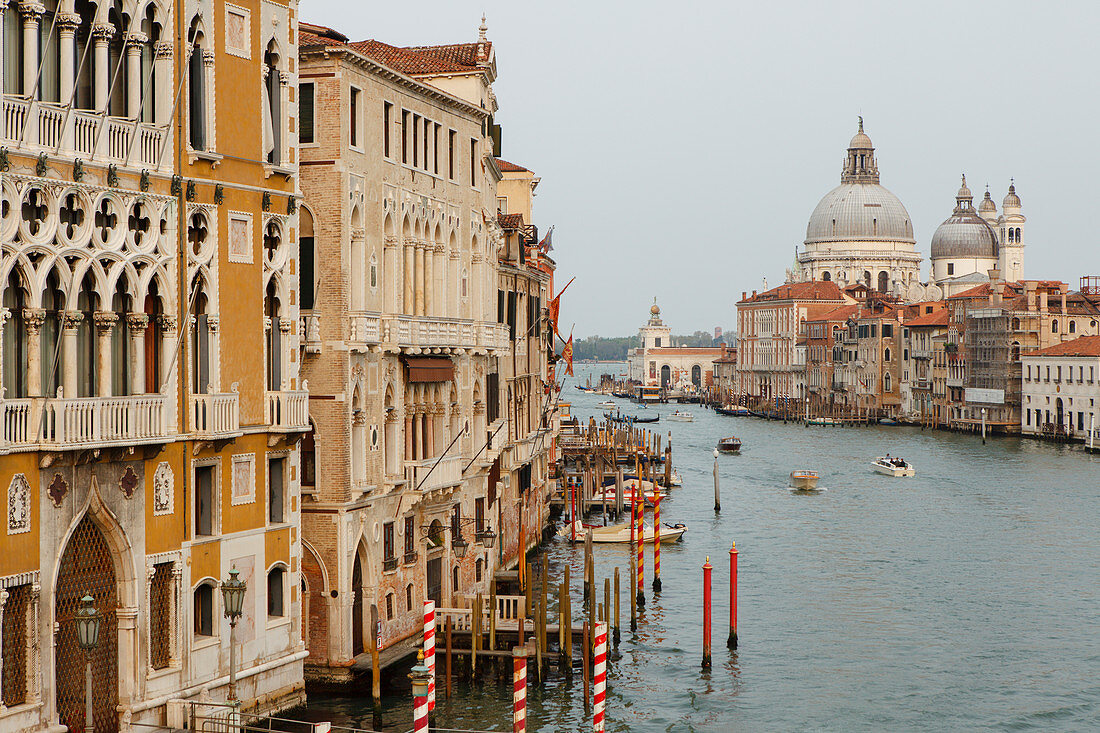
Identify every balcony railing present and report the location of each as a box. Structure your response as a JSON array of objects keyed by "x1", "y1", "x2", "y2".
[
  {"x1": 2, "y1": 97, "x2": 166, "y2": 167},
  {"x1": 265, "y1": 389, "x2": 309, "y2": 431},
  {"x1": 406, "y1": 454, "x2": 464, "y2": 493},
  {"x1": 190, "y1": 392, "x2": 240, "y2": 439},
  {"x1": 0, "y1": 394, "x2": 169, "y2": 451},
  {"x1": 348, "y1": 313, "x2": 510, "y2": 352}
]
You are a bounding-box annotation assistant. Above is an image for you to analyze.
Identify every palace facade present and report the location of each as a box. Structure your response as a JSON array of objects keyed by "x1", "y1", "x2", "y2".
[{"x1": 1, "y1": 0, "x2": 308, "y2": 731}]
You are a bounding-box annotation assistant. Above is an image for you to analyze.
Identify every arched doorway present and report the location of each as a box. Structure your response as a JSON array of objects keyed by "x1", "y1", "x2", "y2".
[
  {"x1": 691, "y1": 365, "x2": 701, "y2": 387},
  {"x1": 56, "y1": 516, "x2": 119, "y2": 733},
  {"x1": 351, "y1": 551, "x2": 364, "y2": 656},
  {"x1": 1055, "y1": 398, "x2": 1064, "y2": 428},
  {"x1": 660, "y1": 365, "x2": 671, "y2": 387}
]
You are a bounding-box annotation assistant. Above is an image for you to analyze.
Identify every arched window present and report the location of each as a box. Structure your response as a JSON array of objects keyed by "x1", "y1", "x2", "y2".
[
  {"x1": 190, "y1": 277, "x2": 209, "y2": 394},
  {"x1": 461, "y1": 268, "x2": 469, "y2": 299},
  {"x1": 405, "y1": 583, "x2": 414, "y2": 611},
  {"x1": 475, "y1": 557, "x2": 483, "y2": 583},
  {"x1": 884, "y1": 372, "x2": 891, "y2": 392},
  {"x1": 821, "y1": 271, "x2": 831, "y2": 281},
  {"x1": 143, "y1": 281, "x2": 163, "y2": 393},
  {"x1": 299, "y1": 207, "x2": 315, "y2": 309},
  {"x1": 1052, "y1": 320, "x2": 1058, "y2": 334},
  {"x1": 863, "y1": 271, "x2": 871, "y2": 287},
  {"x1": 1011, "y1": 342, "x2": 1020, "y2": 360},
  {"x1": 691, "y1": 364, "x2": 702, "y2": 387},
  {"x1": 452, "y1": 566, "x2": 459, "y2": 595},
  {"x1": 428, "y1": 519, "x2": 444, "y2": 548},
  {"x1": 265, "y1": 280, "x2": 282, "y2": 391},
  {"x1": 369, "y1": 252, "x2": 378, "y2": 290},
  {"x1": 187, "y1": 19, "x2": 206, "y2": 150},
  {"x1": 884, "y1": 348, "x2": 891, "y2": 362},
  {"x1": 263, "y1": 42, "x2": 281, "y2": 164},
  {"x1": 1069, "y1": 320, "x2": 1076, "y2": 334},
  {"x1": 1012, "y1": 317, "x2": 1021, "y2": 330},
  {"x1": 41, "y1": 271, "x2": 63, "y2": 397},
  {"x1": 267, "y1": 567, "x2": 285, "y2": 616},
  {"x1": 385, "y1": 592, "x2": 394, "y2": 620},
  {"x1": 301, "y1": 421, "x2": 317, "y2": 491},
  {"x1": 110, "y1": 279, "x2": 130, "y2": 396},
  {"x1": 193, "y1": 583, "x2": 214, "y2": 636},
  {"x1": 139, "y1": 4, "x2": 162, "y2": 122},
  {"x1": 3, "y1": 270, "x2": 27, "y2": 398},
  {"x1": 877, "y1": 271, "x2": 889, "y2": 293}
]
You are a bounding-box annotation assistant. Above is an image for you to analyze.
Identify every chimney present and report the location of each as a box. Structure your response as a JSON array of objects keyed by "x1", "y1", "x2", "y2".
[
  {"x1": 742, "y1": 291, "x2": 747, "y2": 302},
  {"x1": 1040, "y1": 290, "x2": 1049, "y2": 313},
  {"x1": 752, "y1": 290, "x2": 757, "y2": 298},
  {"x1": 1060, "y1": 282, "x2": 1068, "y2": 314},
  {"x1": 1026, "y1": 281, "x2": 1037, "y2": 312}
]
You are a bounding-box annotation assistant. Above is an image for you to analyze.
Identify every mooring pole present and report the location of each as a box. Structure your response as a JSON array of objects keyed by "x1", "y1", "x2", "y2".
[
  {"x1": 653, "y1": 487, "x2": 662, "y2": 592},
  {"x1": 713, "y1": 448, "x2": 721, "y2": 512},
  {"x1": 702, "y1": 556, "x2": 712, "y2": 669},
  {"x1": 614, "y1": 566, "x2": 621, "y2": 644},
  {"x1": 728, "y1": 542, "x2": 738, "y2": 649}
]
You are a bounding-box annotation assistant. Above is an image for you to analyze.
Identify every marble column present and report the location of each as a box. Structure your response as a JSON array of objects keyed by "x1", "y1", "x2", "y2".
[
  {"x1": 403, "y1": 243, "x2": 415, "y2": 314},
  {"x1": 57, "y1": 12, "x2": 80, "y2": 104},
  {"x1": 415, "y1": 243, "x2": 426, "y2": 316},
  {"x1": 19, "y1": 1, "x2": 44, "y2": 99},
  {"x1": 423, "y1": 244, "x2": 433, "y2": 317},
  {"x1": 93, "y1": 312, "x2": 118, "y2": 396},
  {"x1": 92, "y1": 22, "x2": 115, "y2": 112},
  {"x1": 127, "y1": 314, "x2": 148, "y2": 395},
  {"x1": 60, "y1": 311, "x2": 82, "y2": 398},
  {"x1": 125, "y1": 32, "x2": 147, "y2": 120},
  {"x1": 23, "y1": 309, "x2": 44, "y2": 397},
  {"x1": 153, "y1": 42, "x2": 173, "y2": 125}
]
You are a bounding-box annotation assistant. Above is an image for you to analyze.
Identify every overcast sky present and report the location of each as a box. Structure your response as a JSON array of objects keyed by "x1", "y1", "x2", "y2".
[{"x1": 302, "y1": 0, "x2": 1098, "y2": 338}]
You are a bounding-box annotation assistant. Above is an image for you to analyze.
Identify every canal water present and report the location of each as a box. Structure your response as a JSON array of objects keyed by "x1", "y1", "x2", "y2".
[{"x1": 302, "y1": 363, "x2": 1100, "y2": 731}]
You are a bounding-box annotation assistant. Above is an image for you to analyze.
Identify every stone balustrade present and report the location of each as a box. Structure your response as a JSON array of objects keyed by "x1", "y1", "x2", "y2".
[
  {"x1": 266, "y1": 389, "x2": 310, "y2": 431},
  {"x1": 405, "y1": 454, "x2": 464, "y2": 493},
  {"x1": 347, "y1": 312, "x2": 509, "y2": 352},
  {"x1": 0, "y1": 394, "x2": 169, "y2": 451},
  {"x1": 190, "y1": 392, "x2": 241, "y2": 439}
]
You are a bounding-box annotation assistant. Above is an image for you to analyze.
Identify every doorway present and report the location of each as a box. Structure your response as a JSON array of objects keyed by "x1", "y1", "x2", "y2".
[{"x1": 426, "y1": 557, "x2": 443, "y2": 608}]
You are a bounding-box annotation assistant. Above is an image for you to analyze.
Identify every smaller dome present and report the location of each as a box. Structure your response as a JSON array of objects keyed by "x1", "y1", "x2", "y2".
[
  {"x1": 978, "y1": 188, "x2": 996, "y2": 213},
  {"x1": 956, "y1": 174, "x2": 971, "y2": 201},
  {"x1": 1003, "y1": 182, "x2": 1021, "y2": 208},
  {"x1": 931, "y1": 212, "x2": 999, "y2": 260},
  {"x1": 849, "y1": 116, "x2": 872, "y2": 149}
]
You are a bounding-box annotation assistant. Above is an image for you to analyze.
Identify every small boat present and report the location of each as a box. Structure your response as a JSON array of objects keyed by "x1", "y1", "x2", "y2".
[
  {"x1": 806, "y1": 417, "x2": 840, "y2": 426},
  {"x1": 597, "y1": 400, "x2": 615, "y2": 409},
  {"x1": 593, "y1": 486, "x2": 664, "y2": 507},
  {"x1": 872, "y1": 457, "x2": 915, "y2": 477},
  {"x1": 559, "y1": 520, "x2": 687, "y2": 544},
  {"x1": 604, "y1": 412, "x2": 660, "y2": 424},
  {"x1": 878, "y1": 417, "x2": 899, "y2": 426},
  {"x1": 716, "y1": 437, "x2": 742, "y2": 454},
  {"x1": 601, "y1": 471, "x2": 682, "y2": 489},
  {"x1": 714, "y1": 405, "x2": 750, "y2": 416},
  {"x1": 789, "y1": 470, "x2": 820, "y2": 490},
  {"x1": 577, "y1": 386, "x2": 597, "y2": 393},
  {"x1": 667, "y1": 410, "x2": 694, "y2": 422}
]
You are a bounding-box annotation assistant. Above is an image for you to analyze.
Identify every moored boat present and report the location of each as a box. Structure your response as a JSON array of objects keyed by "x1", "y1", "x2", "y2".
[
  {"x1": 789, "y1": 469, "x2": 820, "y2": 490},
  {"x1": 667, "y1": 410, "x2": 694, "y2": 422},
  {"x1": 806, "y1": 416, "x2": 840, "y2": 426},
  {"x1": 716, "y1": 436, "x2": 742, "y2": 453},
  {"x1": 715, "y1": 404, "x2": 751, "y2": 416},
  {"x1": 597, "y1": 400, "x2": 615, "y2": 409},
  {"x1": 559, "y1": 519, "x2": 687, "y2": 544},
  {"x1": 872, "y1": 456, "x2": 915, "y2": 477}
]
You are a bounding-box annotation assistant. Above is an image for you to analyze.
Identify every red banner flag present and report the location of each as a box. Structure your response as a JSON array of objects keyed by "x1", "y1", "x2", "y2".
[
  {"x1": 562, "y1": 335, "x2": 574, "y2": 377},
  {"x1": 548, "y1": 277, "x2": 575, "y2": 336},
  {"x1": 538, "y1": 226, "x2": 554, "y2": 253}
]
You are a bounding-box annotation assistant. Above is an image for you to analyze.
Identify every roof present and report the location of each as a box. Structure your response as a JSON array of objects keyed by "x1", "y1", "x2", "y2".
[
  {"x1": 495, "y1": 158, "x2": 530, "y2": 173},
  {"x1": 1030, "y1": 336, "x2": 1100, "y2": 358},
  {"x1": 948, "y1": 282, "x2": 1024, "y2": 300},
  {"x1": 498, "y1": 213, "x2": 525, "y2": 230},
  {"x1": 809, "y1": 304, "x2": 861, "y2": 323},
  {"x1": 906, "y1": 310, "x2": 950, "y2": 327},
  {"x1": 299, "y1": 22, "x2": 492, "y2": 77},
  {"x1": 739, "y1": 280, "x2": 846, "y2": 304}
]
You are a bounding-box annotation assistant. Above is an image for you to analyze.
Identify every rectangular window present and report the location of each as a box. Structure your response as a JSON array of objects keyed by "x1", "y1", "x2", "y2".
[
  {"x1": 433, "y1": 123, "x2": 441, "y2": 173},
  {"x1": 268, "y1": 568, "x2": 284, "y2": 616},
  {"x1": 349, "y1": 87, "x2": 360, "y2": 147},
  {"x1": 402, "y1": 110, "x2": 410, "y2": 163},
  {"x1": 383, "y1": 102, "x2": 392, "y2": 157},
  {"x1": 487, "y1": 372, "x2": 500, "y2": 423},
  {"x1": 947, "y1": 263, "x2": 955, "y2": 275},
  {"x1": 194, "y1": 584, "x2": 213, "y2": 636},
  {"x1": 404, "y1": 516, "x2": 415, "y2": 558},
  {"x1": 470, "y1": 137, "x2": 478, "y2": 187},
  {"x1": 497, "y1": 196, "x2": 508, "y2": 213},
  {"x1": 475, "y1": 497, "x2": 485, "y2": 533},
  {"x1": 1079, "y1": 411, "x2": 1085, "y2": 430},
  {"x1": 448, "y1": 130, "x2": 456, "y2": 179},
  {"x1": 1026, "y1": 409, "x2": 1031, "y2": 426},
  {"x1": 195, "y1": 465, "x2": 214, "y2": 536},
  {"x1": 383, "y1": 522, "x2": 395, "y2": 562},
  {"x1": 412, "y1": 114, "x2": 420, "y2": 167},
  {"x1": 150, "y1": 563, "x2": 173, "y2": 669},
  {"x1": 497, "y1": 289, "x2": 506, "y2": 324},
  {"x1": 300, "y1": 83, "x2": 315, "y2": 144},
  {"x1": 882, "y1": 324, "x2": 893, "y2": 337},
  {"x1": 268, "y1": 456, "x2": 285, "y2": 524},
  {"x1": 451, "y1": 505, "x2": 461, "y2": 539},
  {"x1": 423, "y1": 118, "x2": 430, "y2": 170},
  {"x1": 1, "y1": 583, "x2": 30, "y2": 706},
  {"x1": 1057, "y1": 366, "x2": 1062, "y2": 381}
]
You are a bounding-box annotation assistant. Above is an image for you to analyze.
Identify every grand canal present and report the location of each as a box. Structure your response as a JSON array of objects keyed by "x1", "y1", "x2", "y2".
[{"x1": 301, "y1": 363, "x2": 1100, "y2": 731}]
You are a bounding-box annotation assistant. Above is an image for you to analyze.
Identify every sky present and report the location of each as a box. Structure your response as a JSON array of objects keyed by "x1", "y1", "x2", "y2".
[{"x1": 301, "y1": 0, "x2": 1100, "y2": 338}]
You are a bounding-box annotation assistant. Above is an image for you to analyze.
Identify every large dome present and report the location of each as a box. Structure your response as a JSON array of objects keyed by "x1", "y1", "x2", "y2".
[
  {"x1": 930, "y1": 176, "x2": 999, "y2": 260},
  {"x1": 805, "y1": 182, "x2": 915, "y2": 245}
]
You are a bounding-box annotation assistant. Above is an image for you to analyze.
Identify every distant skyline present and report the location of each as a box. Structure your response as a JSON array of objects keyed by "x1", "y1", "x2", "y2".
[{"x1": 302, "y1": 0, "x2": 1100, "y2": 337}]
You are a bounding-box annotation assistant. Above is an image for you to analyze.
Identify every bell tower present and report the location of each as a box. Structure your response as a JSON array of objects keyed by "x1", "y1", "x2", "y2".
[{"x1": 998, "y1": 180, "x2": 1026, "y2": 281}]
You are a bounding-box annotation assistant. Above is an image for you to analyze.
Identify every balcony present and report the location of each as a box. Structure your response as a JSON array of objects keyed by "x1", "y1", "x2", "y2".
[
  {"x1": 190, "y1": 392, "x2": 241, "y2": 439},
  {"x1": 0, "y1": 394, "x2": 169, "y2": 452},
  {"x1": 266, "y1": 389, "x2": 309, "y2": 431},
  {"x1": 3, "y1": 97, "x2": 167, "y2": 167},
  {"x1": 347, "y1": 313, "x2": 510, "y2": 352},
  {"x1": 405, "y1": 454, "x2": 464, "y2": 493}
]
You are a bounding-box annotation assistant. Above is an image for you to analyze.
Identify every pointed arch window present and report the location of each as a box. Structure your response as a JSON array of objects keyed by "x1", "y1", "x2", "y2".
[
  {"x1": 187, "y1": 20, "x2": 206, "y2": 150},
  {"x1": 190, "y1": 279, "x2": 209, "y2": 394},
  {"x1": 143, "y1": 281, "x2": 163, "y2": 393},
  {"x1": 263, "y1": 43, "x2": 282, "y2": 164},
  {"x1": 3, "y1": 271, "x2": 28, "y2": 398},
  {"x1": 110, "y1": 280, "x2": 130, "y2": 396},
  {"x1": 41, "y1": 272, "x2": 64, "y2": 397},
  {"x1": 265, "y1": 281, "x2": 282, "y2": 391}
]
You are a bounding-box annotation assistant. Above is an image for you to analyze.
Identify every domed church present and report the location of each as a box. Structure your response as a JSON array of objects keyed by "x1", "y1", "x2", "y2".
[
  {"x1": 795, "y1": 119, "x2": 922, "y2": 293},
  {"x1": 929, "y1": 176, "x2": 1025, "y2": 295}
]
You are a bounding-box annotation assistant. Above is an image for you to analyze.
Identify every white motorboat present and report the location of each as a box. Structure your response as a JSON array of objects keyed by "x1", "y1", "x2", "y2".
[
  {"x1": 667, "y1": 410, "x2": 694, "y2": 422},
  {"x1": 872, "y1": 457, "x2": 915, "y2": 477},
  {"x1": 668, "y1": 470, "x2": 683, "y2": 487},
  {"x1": 559, "y1": 519, "x2": 687, "y2": 544},
  {"x1": 789, "y1": 470, "x2": 820, "y2": 490},
  {"x1": 597, "y1": 400, "x2": 616, "y2": 409}
]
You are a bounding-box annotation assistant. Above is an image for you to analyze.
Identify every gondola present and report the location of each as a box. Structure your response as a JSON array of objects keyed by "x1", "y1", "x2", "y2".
[
  {"x1": 604, "y1": 412, "x2": 659, "y2": 424},
  {"x1": 714, "y1": 405, "x2": 751, "y2": 416}
]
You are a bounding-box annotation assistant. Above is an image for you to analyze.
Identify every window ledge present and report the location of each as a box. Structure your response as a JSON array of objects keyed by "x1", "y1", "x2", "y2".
[
  {"x1": 266, "y1": 616, "x2": 293, "y2": 629},
  {"x1": 187, "y1": 149, "x2": 223, "y2": 167},
  {"x1": 264, "y1": 163, "x2": 295, "y2": 180},
  {"x1": 146, "y1": 664, "x2": 181, "y2": 682},
  {"x1": 191, "y1": 636, "x2": 220, "y2": 651}
]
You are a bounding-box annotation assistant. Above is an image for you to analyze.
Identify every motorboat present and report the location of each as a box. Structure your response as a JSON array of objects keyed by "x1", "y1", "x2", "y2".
[
  {"x1": 716, "y1": 437, "x2": 742, "y2": 454},
  {"x1": 872, "y1": 457, "x2": 915, "y2": 477},
  {"x1": 714, "y1": 405, "x2": 751, "y2": 416},
  {"x1": 559, "y1": 519, "x2": 687, "y2": 544},
  {"x1": 667, "y1": 410, "x2": 694, "y2": 422},
  {"x1": 788, "y1": 470, "x2": 820, "y2": 490},
  {"x1": 597, "y1": 400, "x2": 616, "y2": 409},
  {"x1": 577, "y1": 386, "x2": 596, "y2": 393}
]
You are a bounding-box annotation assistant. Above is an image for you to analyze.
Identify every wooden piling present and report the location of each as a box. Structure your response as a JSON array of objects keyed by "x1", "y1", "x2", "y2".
[
  {"x1": 604, "y1": 577, "x2": 611, "y2": 643},
  {"x1": 445, "y1": 616, "x2": 453, "y2": 698},
  {"x1": 525, "y1": 561, "x2": 533, "y2": 619},
  {"x1": 490, "y1": 583, "x2": 497, "y2": 651},
  {"x1": 473, "y1": 593, "x2": 481, "y2": 675},
  {"x1": 614, "y1": 567, "x2": 621, "y2": 644},
  {"x1": 582, "y1": 620, "x2": 591, "y2": 708},
  {"x1": 564, "y1": 582, "x2": 573, "y2": 670},
  {"x1": 702, "y1": 556, "x2": 712, "y2": 669},
  {"x1": 629, "y1": 557, "x2": 637, "y2": 631}
]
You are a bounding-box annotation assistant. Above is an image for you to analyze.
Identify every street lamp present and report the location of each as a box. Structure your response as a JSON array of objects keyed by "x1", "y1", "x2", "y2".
[
  {"x1": 74, "y1": 595, "x2": 102, "y2": 733},
  {"x1": 221, "y1": 569, "x2": 247, "y2": 703},
  {"x1": 452, "y1": 533, "x2": 470, "y2": 559},
  {"x1": 475, "y1": 523, "x2": 497, "y2": 549}
]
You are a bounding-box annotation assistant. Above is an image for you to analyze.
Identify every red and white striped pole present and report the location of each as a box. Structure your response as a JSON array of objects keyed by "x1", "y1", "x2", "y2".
[
  {"x1": 652, "y1": 488, "x2": 662, "y2": 592},
  {"x1": 512, "y1": 646, "x2": 527, "y2": 733},
  {"x1": 636, "y1": 488, "x2": 645, "y2": 609},
  {"x1": 423, "y1": 600, "x2": 436, "y2": 712},
  {"x1": 593, "y1": 621, "x2": 608, "y2": 732}
]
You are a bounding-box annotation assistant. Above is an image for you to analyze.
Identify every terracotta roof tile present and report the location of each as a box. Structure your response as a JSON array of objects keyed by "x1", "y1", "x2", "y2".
[
  {"x1": 495, "y1": 158, "x2": 530, "y2": 172},
  {"x1": 739, "y1": 280, "x2": 846, "y2": 304},
  {"x1": 498, "y1": 213, "x2": 525, "y2": 230},
  {"x1": 906, "y1": 310, "x2": 951, "y2": 327},
  {"x1": 352, "y1": 39, "x2": 491, "y2": 76},
  {"x1": 1031, "y1": 335, "x2": 1100, "y2": 357}
]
